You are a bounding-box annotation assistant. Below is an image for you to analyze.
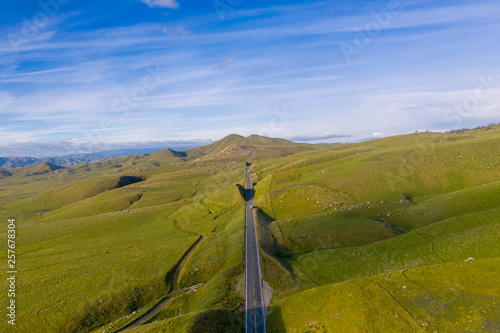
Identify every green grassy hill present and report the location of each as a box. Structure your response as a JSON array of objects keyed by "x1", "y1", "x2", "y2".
[
  {"x1": 0, "y1": 127, "x2": 499, "y2": 333},
  {"x1": 168, "y1": 133, "x2": 318, "y2": 162},
  {"x1": 3, "y1": 175, "x2": 146, "y2": 214},
  {"x1": 246, "y1": 125, "x2": 500, "y2": 332},
  {"x1": 0, "y1": 134, "x2": 320, "y2": 333},
  {"x1": 268, "y1": 257, "x2": 500, "y2": 332},
  {"x1": 294, "y1": 207, "x2": 500, "y2": 285}
]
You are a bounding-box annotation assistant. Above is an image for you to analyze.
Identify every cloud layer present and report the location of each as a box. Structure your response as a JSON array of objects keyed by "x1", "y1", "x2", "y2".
[{"x1": 1, "y1": 0, "x2": 500, "y2": 156}]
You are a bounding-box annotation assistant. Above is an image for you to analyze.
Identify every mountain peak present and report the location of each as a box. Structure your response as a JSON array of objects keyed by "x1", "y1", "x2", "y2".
[{"x1": 224, "y1": 134, "x2": 245, "y2": 140}]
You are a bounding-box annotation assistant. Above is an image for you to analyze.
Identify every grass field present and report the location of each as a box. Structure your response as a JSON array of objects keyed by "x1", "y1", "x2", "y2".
[
  {"x1": 0, "y1": 136, "x2": 254, "y2": 332},
  {"x1": 13, "y1": 208, "x2": 199, "y2": 332},
  {"x1": 268, "y1": 258, "x2": 500, "y2": 332},
  {"x1": 273, "y1": 211, "x2": 403, "y2": 254},
  {"x1": 0, "y1": 128, "x2": 499, "y2": 332},
  {"x1": 294, "y1": 207, "x2": 500, "y2": 285},
  {"x1": 249, "y1": 126, "x2": 500, "y2": 332}
]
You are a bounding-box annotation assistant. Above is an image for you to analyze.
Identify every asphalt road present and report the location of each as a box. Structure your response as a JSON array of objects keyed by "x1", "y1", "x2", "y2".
[{"x1": 245, "y1": 165, "x2": 266, "y2": 333}]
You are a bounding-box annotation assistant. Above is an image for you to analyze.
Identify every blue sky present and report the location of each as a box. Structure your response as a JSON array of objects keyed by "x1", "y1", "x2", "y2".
[{"x1": 1, "y1": 0, "x2": 499, "y2": 156}]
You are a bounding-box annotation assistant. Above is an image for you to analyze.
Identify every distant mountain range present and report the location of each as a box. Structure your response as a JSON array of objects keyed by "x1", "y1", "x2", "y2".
[
  {"x1": 0, "y1": 148, "x2": 163, "y2": 169},
  {"x1": 0, "y1": 136, "x2": 340, "y2": 170}
]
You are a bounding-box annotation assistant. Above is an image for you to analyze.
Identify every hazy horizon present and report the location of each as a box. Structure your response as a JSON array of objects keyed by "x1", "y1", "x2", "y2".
[{"x1": 0, "y1": 128, "x2": 470, "y2": 158}]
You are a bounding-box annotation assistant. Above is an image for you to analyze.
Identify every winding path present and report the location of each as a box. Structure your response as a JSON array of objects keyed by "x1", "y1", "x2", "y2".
[{"x1": 118, "y1": 211, "x2": 205, "y2": 331}]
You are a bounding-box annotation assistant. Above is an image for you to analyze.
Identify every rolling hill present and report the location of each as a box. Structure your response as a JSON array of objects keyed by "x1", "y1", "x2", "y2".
[
  {"x1": 0, "y1": 134, "x2": 325, "y2": 333},
  {"x1": 0, "y1": 128, "x2": 498, "y2": 332},
  {"x1": 248, "y1": 125, "x2": 500, "y2": 332}
]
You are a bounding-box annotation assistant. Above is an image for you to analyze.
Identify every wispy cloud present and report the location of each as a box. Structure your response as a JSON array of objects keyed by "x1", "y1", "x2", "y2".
[
  {"x1": 140, "y1": 0, "x2": 179, "y2": 9},
  {"x1": 0, "y1": 91, "x2": 15, "y2": 111},
  {"x1": 0, "y1": 128, "x2": 33, "y2": 145},
  {"x1": 0, "y1": 11, "x2": 79, "y2": 56},
  {"x1": 1, "y1": 0, "x2": 500, "y2": 156},
  {"x1": 288, "y1": 133, "x2": 350, "y2": 142},
  {"x1": 304, "y1": 76, "x2": 342, "y2": 82},
  {"x1": 214, "y1": 57, "x2": 236, "y2": 71},
  {"x1": 160, "y1": 25, "x2": 191, "y2": 36}
]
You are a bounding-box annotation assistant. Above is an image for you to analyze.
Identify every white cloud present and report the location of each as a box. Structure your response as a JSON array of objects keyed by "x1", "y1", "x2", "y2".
[
  {"x1": 140, "y1": 0, "x2": 179, "y2": 9},
  {"x1": 6, "y1": 90, "x2": 110, "y2": 120},
  {"x1": 1, "y1": 0, "x2": 499, "y2": 150},
  {"x1": 288, "y1": 133, "x2": 350, "y2": 142},
  {"x1": 214, "y1": 58, "x2": 236, "y2": 71},
  {"x1": 0, "y1": 91, "x2": 15, "y2": 111},
  {"x1": 372, "y1": 132, "x2": 386, "y2": 138},
  {"x1": 0, "y1": 129, "x2": 33, "y2": 145},
  {"x1": 0, "y1": 12, "x2": 79, "y2": 55},
  {"x1": 160, "y1": 25, "x2": 191, "y2": 36},
  {"x1": 304, "y1": 76, "x2": 342, "y2": 82}
]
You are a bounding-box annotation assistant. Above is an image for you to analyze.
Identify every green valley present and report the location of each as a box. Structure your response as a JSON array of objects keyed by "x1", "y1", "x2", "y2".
[{"x1": 1, "y1": 126, "x2": 499, "y2": 332}]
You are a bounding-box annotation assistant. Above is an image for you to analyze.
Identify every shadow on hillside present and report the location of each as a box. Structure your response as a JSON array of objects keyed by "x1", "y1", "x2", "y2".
[
  {"x1": 170, "y1": 149, "x2": 187, "y2": 158},
  {"x1": 235, "y1": 184, "x2": 246, "y2": 200},
  {"x1": 235, "y1": 183, "x2": 256, "y2": 200},
  {"x1": 117, "y1": 176, "x2": 145, "y2": 188},
  {"x1": 164, "y1": 263, "x2": 177, "y2": 293},
  {"x1": 266, "y1": 306, "x2": 286, "y2": 332},
  {"x1": 189, "y1": 309, "x2": 244, "y2": 333},
  {"x1": 254, "y1": 208, "x2": 295, "y2": 273}
]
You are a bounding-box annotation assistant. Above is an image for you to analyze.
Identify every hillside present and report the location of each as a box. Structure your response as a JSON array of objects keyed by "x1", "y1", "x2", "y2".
[
  {"x1": 146, "y1": 134, "x2": 318, "y2": 164},
  {"x1": 0, "y1": 128, "x2": 498, "y2": 332},
  {"x1": 249, "y1": 125, "x2": 500, "y2": 332},
  {"x1": 0, "y1": 134, "x2": 325, "y2": 333}
]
